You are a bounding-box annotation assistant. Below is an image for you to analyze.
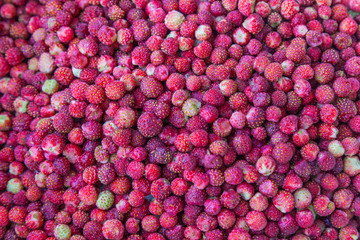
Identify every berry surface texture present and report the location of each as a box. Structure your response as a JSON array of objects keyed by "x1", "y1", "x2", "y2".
[{"x1": 2, "y1": 0, "x2": 360, "y2": 239}]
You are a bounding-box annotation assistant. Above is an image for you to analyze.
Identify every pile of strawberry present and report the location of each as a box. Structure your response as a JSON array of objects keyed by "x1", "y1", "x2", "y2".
[{"x1": 1, "y1": 0, "x2": 360, "y2": 239}]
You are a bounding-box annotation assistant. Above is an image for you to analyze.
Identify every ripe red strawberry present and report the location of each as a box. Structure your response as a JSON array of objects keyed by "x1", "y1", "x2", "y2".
[
  {"x1": 78, "y1": 185, "x2": 98, "y2": 205},
  {"x1": 136, "y1": 113, "x2": 163, "y2": 138},
  {"x1": 85, "y1": 85, "x2": 105, "y2": 104},
  {"x1": 141, "y1": 76, "x2": 164, "y2": 98},
  {"x1": 238, "y1": 0, "x2": 256, "y2": 17},
  {"x1": 70, "y1": 80, "x2": 88, "y2": 101},
  {"x1": 52, "y1": 113, "x2": 74, "y2": 134},
  {"x1": 179, "y1": 0, "x2": 196, "y2": 14},
  {"x1": 203, "y1": 89, "x2": 225, "y2": 107},
  {"x1": 194, "y1": 41, "x2": 212, "y2": 59},
  {"x1": 72, "y1": 211, "x2": 89, "y2": 228},
  {"x1": 83, "y1": 221, "x2": 103, "y2": 240},
  {"x1": 53, "y1": 67, "x2": 73, "y2": 86},
  {"x1": 286, "y1": 42, "x2": 306, "y2": 62},
  {"x1": 132, "y1": 19, "x2": 151, "y2": 42},
  {"x1": 98, "y1": 163, "x2": 115, "y2": 185}
]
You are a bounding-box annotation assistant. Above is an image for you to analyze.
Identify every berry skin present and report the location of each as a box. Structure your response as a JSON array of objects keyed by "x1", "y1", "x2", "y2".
[
  {"x1": 83, "y1": 221, "x2": 104, "y2": 240},
  {"x1": 151, "y1": 178, "x2": 171, "y2": 201},
  {"x1": 179, "y1": 0, "x2": 196, "y2": 14},
  {"x1": 279, "y1": 115, "x2": 299, "y2": 135},
  {"x1": 0, "y1": 206, "x2": 9, "y2": 227},
  {"x1": 238, "y1": 0, "x2": 256, "y2": 17},
  {"x1": 132, "y1": 46, "x2": 151, "y2": 67},
  {"x1": 174, "y1": 133, "x2": 193, "y2": 152},
  {"x1": 117, "y1": 28, "x2": 133, "y2": 45},
  {"x1": 317, "y1": 151, "x2": 336, "y2": 171},
  {"x1": 272, "y1": 143, "x2": 294, "y2": 164},
  {"x1": 2, "y1": 0, "x2": 360, "y2": 238},
  {"x1": 166, "y1": 73, "x2": 186, "y2": 92},
  {"x1": 83, "y1": 166, "x2": 97, "y2": 185},
  {"x1": 264, "y1": 62, "x2": 283, "y2": 82},
  {"x1": 113, "y1": 107, "x2": 136, "y2": 129},
  {"x1": 53, "y1": 113, "x2": 74, "y2": 133},
  {"x1": 70, "y1": 80, "x2": 88, "y2": 101},
  {"x1": 102, "y1": 219, "x2": 124, "y2": 240},
  {"x1": 54, "y1": 224, "x2": 71, "y2": 240},
  {"x1": 131, "y1": 19, "x2": 151, "y2": 42},
  {"x1": 98, "y1": 163, "x2": 115, "y2": 185},
  {"x1": 85, "y1": 85, "x2": 105, "y2": 104},
  {"x1": 349, "y1": 116, "x2": 360, "y2": 133},
  {"x1": 195, "y1": 24, "x2": 212, "y2": 41},
  {"x1": 25, "y1": 211, "x2": 44, "y2": 229},
  {"x1": 137, "y1": 112, "x2": 163, "y2": 138},
  {"x1": 79, "y1": 185, "x2": 98, "y2": 206},
  {"x1": 161, "y1": 38, "x2": 179, "y2": 56},
  {"x1": 246, "y1": 211, "x2": 267, "y2": 231},
  {"x1": 342, "y1": 137, "x2": 360, "y2": 156},
  {"x1": 313, "y1": 195, "x2": 335, "y2": 216},
  {"x1": 140, "y1": 76, "x2": 164, "y2": 99},
  {"x1": 141, "y1": 215, "x2": 160, "y2": 232},
  {"x1": 249, "y1": 192, "x2": 268, "y2": 211},
  {"x1": 105, "y1": 81, "x2": 126, "y2": 100},
  {"x1": 5, "y1": 47, "x2": 24, "y2": 66},
  {"x1": 314, "y1": 63, "x2": 335, "y2": 84},
  {"x1": 336, "y1": 98, "x2": 357, "y2": 123},
  {"x1": 194, "y1": 41, "x2": 213, "y2": 59},
  {"x1": 82, "y1": 121, "x2": 102, "y2": 140},
  {"x1": 232, "y1": 134, "x2": 252, "y2": 155},
  {"x1": 54, "y1": 67, "x2": 74, "y2": 86},
  {"x1": 286, "y1": 42, "x2": 306, "y2": 62},
  {"x1": 110, "y1": 177, "x2": 131, "y2": 195},
  {"x1": 256, "y1": 156, "x2": 276, "y2": 176},
  {"x1": 273, "y1": 190, "x2": 295, "y2": 213},
  {"x1": 246, "y1": 107, "x2": 265, "y2": 128},
  {"x1": 196, "y1": 212, "x2": 217, "y2": 232},
  {"x1": 203, "y1": 88, "x2": 225, "y2": 107}
]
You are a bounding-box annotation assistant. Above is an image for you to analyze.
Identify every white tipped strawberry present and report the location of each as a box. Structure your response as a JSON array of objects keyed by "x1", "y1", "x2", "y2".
[
  {"x1": 165, "y1": 10, "x2": 185, "y2": 31},
  {"x1": 232, "y1": 27, "x2": 251, "y2": 45},
  {"x1": 328, "y1": 140, "x2": 345, "y2": 158}
]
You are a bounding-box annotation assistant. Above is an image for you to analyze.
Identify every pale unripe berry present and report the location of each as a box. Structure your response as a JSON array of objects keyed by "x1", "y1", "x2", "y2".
[
  {"x1": 54, "y1": 224, "x2": 71, "y2": 240},
  {"x1": 328, "y1": 140, "x2": 345, "y2": 157},
  {"x1": 96, "y1": 190, "x2": 114, "y2": 210},
  {"x1": 343, "y1": 156, "x2": 360, "y2": 177},
  {"x1": 7, "y1": 178, "x2": 23, "y2": 194}
]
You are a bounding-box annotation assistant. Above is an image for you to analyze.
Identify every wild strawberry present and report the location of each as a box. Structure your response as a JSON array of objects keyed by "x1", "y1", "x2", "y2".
[
  {"x1": 161, "y1": 38, "x2": 179, "y2": 56},
  {"x1": 164, "y1": 10, "x2": 185, "y2": 31},
  {"x1": 79, "y1": 185, "x2": 98, "y2": 206},
  {"x1": 102, "y1": 219, "x2": 124, "y2": 239},
  {"x1": 137, "y1": 112, "x2": 163, "y2": 138},
  {"x1": 242, "y1": 13, "x2": 264, "y2": 34},
  {"x1": 83, "y1": 221, "x2": 103, "y2": 240},
  {"x1": 0, "y1": 206, "x2": 9, "y2": 227},
  {"x1": 140, "y1": 76, "x2": 164, "y2": 99},
  {"x1": 202, "y1": 88, "x2": 225, "y2": 107},
  {"x1": 194, "y1": 41, "x2": 212, "y2": 59},
  {"x1": 238, "y1": 0, "x2": 256, "y2": 17},
  {"x1": 179, "y1": 0, "x2": 196, "y2": 14},
  {"x1": 345, "y1": 56, "x2": 360, "y2": 77},
  {"x1": 336, "y1": 98, "x2": 357, "y2": 123},
  {"x1": 25, "y1": 211, "x2": 44, "y2": 229}
]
